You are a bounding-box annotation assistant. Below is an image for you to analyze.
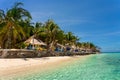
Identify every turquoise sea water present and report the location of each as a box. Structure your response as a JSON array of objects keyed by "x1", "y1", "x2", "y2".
[{"x1": 9, "y1": 53, "x2": 120, "y2": 80}]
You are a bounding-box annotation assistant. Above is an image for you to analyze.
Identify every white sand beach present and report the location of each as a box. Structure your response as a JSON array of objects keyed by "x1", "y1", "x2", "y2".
[{"x1": 0, "y1": 55, "x2": 90, "y2": 79}]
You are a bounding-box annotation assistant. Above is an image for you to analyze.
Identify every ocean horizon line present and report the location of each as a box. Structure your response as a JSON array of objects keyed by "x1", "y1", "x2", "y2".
[{"x1": 101, "y1": 52, "x2": 120, "y2": 53}]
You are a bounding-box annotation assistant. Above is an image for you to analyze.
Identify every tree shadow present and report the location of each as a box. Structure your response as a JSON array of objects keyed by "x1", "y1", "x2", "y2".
[{"x1": 23, "y1": 58, "x2": 28, "y2": 61}]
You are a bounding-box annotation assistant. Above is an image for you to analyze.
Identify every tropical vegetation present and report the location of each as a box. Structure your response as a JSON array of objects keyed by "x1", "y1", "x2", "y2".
[{"x1": 0, "y1": 2, "x2": 100, "y2": 55}]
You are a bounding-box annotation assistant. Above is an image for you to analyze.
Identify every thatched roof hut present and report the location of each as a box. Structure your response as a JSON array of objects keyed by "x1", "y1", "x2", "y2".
[{"x1": 24, "y1": 36, "x2": 46, "y2": 46}]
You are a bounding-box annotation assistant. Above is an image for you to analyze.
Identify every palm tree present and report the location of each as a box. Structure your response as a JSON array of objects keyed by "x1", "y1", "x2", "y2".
[
  {"x1": 7, "y1": 2, "x2": 31, "y2": 21},
  {"x1": 33, "y1": 22, "x2": 43, "y2": 37},
  {"x1": 43, "y1": 20, "x2": 60, "y2": 52},
  {"x1": 19, "y1": 19, "x2": 33, "y2": 38},
  {"x1": 65, "y1": 32, "x2": 79, "y2": 46},
  {"x1": 0, "y1": 2, "x2": 32, "y2": 48},
  {"x1": 55, "y1": 30, "x2": 65, "y2": 45}
]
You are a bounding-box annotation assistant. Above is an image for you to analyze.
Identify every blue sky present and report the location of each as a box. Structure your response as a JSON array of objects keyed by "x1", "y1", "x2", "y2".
[{"x1": 0, "y1": 0, "x2": 120, "y2": 52}]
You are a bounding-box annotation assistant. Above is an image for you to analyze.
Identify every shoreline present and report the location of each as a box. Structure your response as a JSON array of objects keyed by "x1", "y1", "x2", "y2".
[{"x1": 0, "y1": 55, "x2": 91, "y2": 79}]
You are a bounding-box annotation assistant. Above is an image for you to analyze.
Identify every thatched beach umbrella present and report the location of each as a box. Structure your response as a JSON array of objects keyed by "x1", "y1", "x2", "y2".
[
  {"x1": 25, "y1": 38, "x2": 46, "y2": 45},
  {"x1": 24, "y1": 36, "x2": 46, "y2": 49},
  {"x1": 25, "y1": 36, "x2": 46, "y2": 45},
  {"x1": 57, "y1": 43, "x2": 65, "y2": 48}
]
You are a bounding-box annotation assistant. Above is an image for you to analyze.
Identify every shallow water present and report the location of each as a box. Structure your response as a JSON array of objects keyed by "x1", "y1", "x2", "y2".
[{"x1": 5, "y1": 53, "x2": 120, "y2": 80}]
